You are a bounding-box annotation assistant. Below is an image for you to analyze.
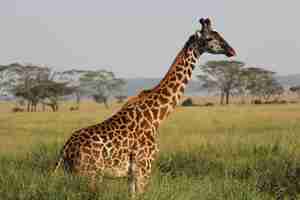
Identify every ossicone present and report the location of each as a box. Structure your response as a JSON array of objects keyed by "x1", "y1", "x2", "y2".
[{"x1": 199, "y1": 17, "x2": 212, "y2": 32}]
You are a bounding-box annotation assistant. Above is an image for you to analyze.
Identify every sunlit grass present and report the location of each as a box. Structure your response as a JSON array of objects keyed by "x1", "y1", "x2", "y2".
[{"x1": 1, "y1": 101, "x2": 300, "y2": 199}]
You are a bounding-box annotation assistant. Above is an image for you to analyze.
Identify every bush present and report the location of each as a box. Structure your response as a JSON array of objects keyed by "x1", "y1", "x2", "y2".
[{"x1": 181, "y1": 98, "x2": 194, "y2": 107}]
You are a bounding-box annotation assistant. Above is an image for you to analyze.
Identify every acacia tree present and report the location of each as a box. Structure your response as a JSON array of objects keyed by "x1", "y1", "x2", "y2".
[
  {"x1": 38, "y1": 81, "x2": 76, "y2": 111},
  {"x1": 0, "y1": 65, "x2": 16, "y2": 96},
  {"x1": 198, "y1": 60, "x2": 245, "y2": 104},
  {"x1": 0, "y1": 63, "x2": 52, "y2": 111},
  {"x1": 0, "y1": 63, "x2": 39, "y2": 98},
  {"x1": 56, "y1": 69, "x2": 91, "y2": 107},
  {"x1": 79, "y1": 70, "x2": 126, "y2": 108},
  {"x1": 244, "y1": 68, "x2": 284, "y2": 102},
  {"x1": 1, "y1": 63, "x2": 76, "y2": 111},
  {"x1": 110, "y1": 78, "x2": 127, "y2": 103},
  {"x1": 290, "y1": 86, "x2": 300, "y2": 98}
]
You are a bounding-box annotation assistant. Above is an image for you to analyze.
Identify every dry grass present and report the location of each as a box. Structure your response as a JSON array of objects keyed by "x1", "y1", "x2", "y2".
[{"x1": 1, "y1": 100, "x2": 300, "y2": 199}]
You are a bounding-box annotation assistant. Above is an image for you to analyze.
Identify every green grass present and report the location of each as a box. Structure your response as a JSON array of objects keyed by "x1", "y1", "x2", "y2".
[{"x1": 1, "y1": 102, "x2": 300, "y2": 199}]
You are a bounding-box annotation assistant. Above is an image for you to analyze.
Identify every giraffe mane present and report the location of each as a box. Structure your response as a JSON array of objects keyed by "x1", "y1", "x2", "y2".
[{"x1": 121, "y1": 89, "x2": 153, "y2": 108}]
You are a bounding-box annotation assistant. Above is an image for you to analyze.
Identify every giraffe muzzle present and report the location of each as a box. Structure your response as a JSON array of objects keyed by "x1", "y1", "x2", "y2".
[{"x1": 225, "y1": 47, "x2": 236, "y2": 57}]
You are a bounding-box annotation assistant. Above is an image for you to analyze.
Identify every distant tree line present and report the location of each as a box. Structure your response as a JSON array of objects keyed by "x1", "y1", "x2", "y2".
[
  {"x1": 2, "y1": 61, "x2": 300, "y2": 110},
  {"x1": 197, "y1": 60, "x2": 285, "y2": 105},
  {"x1": 0, "y1": 63, "x2": 127, "y2": 112}
]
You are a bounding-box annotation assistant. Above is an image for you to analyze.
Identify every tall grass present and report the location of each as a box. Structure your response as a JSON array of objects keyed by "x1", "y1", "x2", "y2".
[{"x1": 1, "y1": 102, "x2": 300, "y2": 199}]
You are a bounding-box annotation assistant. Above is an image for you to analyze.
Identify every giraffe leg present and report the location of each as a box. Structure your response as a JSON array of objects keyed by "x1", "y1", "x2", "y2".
[
  {"x1": 128, "y1": 158, "x2": 152, "y2": 198},
  {"x1": 88, "y1": 173, "x2": 97, "y2": 192},
  {"x1": 79, "y1": 161, "x2": 104, "y2": 193},
  {"x1": 87, "y1": 170, "x2": 105, "y2": 192},
  {"x1": 135, "y1": 171, "x2": 150, "y2": 194},
  {"x1": 128, "y1": 172, "x2": 136, "y2": 198},
  {"x1": 128, "y1": 160, "x2": 137, "y2": 198}
]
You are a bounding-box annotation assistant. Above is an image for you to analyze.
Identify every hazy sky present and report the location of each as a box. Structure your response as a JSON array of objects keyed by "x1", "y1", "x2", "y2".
[{"x1": 0, "y1": 0, "x2": 299, "y2": 78}]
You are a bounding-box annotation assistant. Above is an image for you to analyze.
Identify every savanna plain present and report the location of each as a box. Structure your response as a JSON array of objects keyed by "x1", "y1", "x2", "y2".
[{"x1": 1, "y1": 101, "x2": 300, "y2": 200}]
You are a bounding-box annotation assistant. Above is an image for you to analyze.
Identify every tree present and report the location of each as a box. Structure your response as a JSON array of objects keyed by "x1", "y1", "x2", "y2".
[
  {"x1": 55, "y1": 69, "x2": 91, "y2": 107},
  {"x1": 30, "y1": 81, "x2": 76, "y2": 112},
  {"x1": 289, "y1": 85, "x2": 300, "y2": 98},
  {"x1": 0, "y1": 63, "x2": 52, "y2": 111},
  {"x1": 198, "y1": 60, "x2": 245, "y2": 104},
  {"x1": 1, "y1": 63, "x2": 76, "y2": 112},
  {"x1": 1, "y1": 64, "x2": 126, "y2": 109},
  {"x1": 109, "y1": 78, "x2": 127, "y2": 103},
  {"x1": 0, "y1": 63, "x2": 41, "y2": 97},
  {"x1": 79, "y1": 70, "x2": 126, "y2": 108},
  {"x1": 244, "y1": 68, "x2": 284, "y2": 102}
]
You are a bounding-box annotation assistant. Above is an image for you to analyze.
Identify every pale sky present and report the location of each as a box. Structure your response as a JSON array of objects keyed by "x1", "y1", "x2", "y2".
[{"x1": 0, "y1": 0, "x2": 299, "y2": 78}]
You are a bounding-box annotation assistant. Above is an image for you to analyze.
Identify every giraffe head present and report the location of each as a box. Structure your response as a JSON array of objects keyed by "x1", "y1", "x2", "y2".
[{"x1": 195, "y1": 18, "x2": 236, "y2": 57}]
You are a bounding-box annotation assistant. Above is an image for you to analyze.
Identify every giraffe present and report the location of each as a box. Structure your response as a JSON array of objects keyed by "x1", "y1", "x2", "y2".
[
  {"x1": 122, "y1": 89, "x2": 152, "y2": 108},
  {"x1": 54, "y1": 18, "x2": 236, "y2": 197}
]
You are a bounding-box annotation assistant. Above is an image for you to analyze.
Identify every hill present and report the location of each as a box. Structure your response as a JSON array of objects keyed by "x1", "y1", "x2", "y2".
[
  {"x1": 276, "y1": 74, "x2": 300, "y2": 87},
  {"x1": 125, "y1": 78, "x2": 205, "y2": 96}
]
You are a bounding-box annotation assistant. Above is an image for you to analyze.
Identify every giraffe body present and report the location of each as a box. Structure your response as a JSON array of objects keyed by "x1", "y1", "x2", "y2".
[
  {"x1": 54, "y1": 18, "x2": 236, "y2": 196},
  {"x1": 56, "y1": 97, "x2": 159, "y2": 193}
]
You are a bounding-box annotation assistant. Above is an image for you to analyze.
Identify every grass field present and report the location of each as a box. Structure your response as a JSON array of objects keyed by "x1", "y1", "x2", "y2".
[{"x1": 1, "y1": 101, "x2": 300, "y2": 199}]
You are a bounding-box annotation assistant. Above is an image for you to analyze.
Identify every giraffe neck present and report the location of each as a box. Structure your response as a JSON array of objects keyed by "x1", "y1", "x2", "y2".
[{"x1": 148, "y1": 37, "x2": 203, "y2": 124}]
